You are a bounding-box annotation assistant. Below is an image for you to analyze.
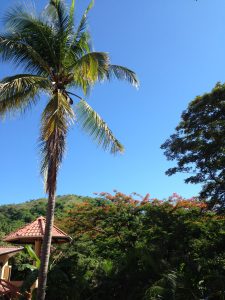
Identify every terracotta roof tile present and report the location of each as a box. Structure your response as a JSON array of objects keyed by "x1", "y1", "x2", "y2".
[{"x1": 4, "y1": 216, "x2": 72, "y2": 244}]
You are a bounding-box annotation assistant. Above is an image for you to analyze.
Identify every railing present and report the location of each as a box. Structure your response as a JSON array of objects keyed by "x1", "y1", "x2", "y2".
[{"x1": 0, "y1": 279, "x2": 21, "y2": 297}]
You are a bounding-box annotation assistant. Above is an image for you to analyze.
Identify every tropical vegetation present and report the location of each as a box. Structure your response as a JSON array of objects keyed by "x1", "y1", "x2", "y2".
[
  {"x1": 2, "y1": 192, "x2": 225, "y2": 299},
  {"x1": 0, "y1": 0, "x2": 138, "y2": 298},
  {"x1": 1, "y1": 0, "x2": 225, "y2": 299}
]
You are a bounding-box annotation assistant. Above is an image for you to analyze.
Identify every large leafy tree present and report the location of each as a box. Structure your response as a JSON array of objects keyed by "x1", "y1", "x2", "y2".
[
  {"x1": 0, "y1": 0, "x2": 138, "y2": 299},
  {"x1": 161, "y1": 83, "x2": 225, "y2": 210}
]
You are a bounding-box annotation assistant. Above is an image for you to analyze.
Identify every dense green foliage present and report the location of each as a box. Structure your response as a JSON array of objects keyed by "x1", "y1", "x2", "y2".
[
  {"x1": 2, "y1": 192, "x2": 225, "y2": 299},
  {"x1": 161, "y1": 83, "x2": 225, "y2": 209}
]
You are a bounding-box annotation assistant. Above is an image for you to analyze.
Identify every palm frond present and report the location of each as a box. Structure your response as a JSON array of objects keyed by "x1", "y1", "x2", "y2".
[
  {"x1": 0, "y1": 35, "x2": 50, "y2": 75},
  {"x1": 0, "y1": 74, "x2": 50, "y2": 117},
  {"x1": 3, "y1": 6, "x2": 36, "y2": 32},
  {"x1": 76, "y1": 99, "x2": 124, "y2": 154},
  {"x1": 73, "y1": 52, "x2": 109, "y2": 93},
  {"x1": 48, "y1": 0, "x2": 70, "y2": 35},
  {"x1": 108, "y1": 65, "x2": 139, "y2": 88},
  {"x1": 48, "y1": 0, "x2": 73, "y2": 64},
  {"x1": 75, "y1": 0, "x2": 94, "y2": 41},
  {"x1": 3, "y1": 8, "x2": 58, "y2": 71},
  {"x1": 68, "y1": 0, "x2": 93, "y2": 54},
  {"x1": 69, "y1": 0, "x2": 75, "y2": 29},
  {"x1": 69, "y1": 31, "x2": 91, "y2": 62},
  {"x1": 64, "y1": 28, "x2": 91, "y2": 69},
  {"x1": 40, "y1": 92, "x2": 75, "y2": 193},
  {"x1": 68, "y1": 0, "x2": 93, "y2": 61}
]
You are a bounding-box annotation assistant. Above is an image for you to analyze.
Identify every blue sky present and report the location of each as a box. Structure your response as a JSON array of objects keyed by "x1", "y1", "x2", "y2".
[{"x1": 0, "y1": 0, "x2": 225, "y2": 204}]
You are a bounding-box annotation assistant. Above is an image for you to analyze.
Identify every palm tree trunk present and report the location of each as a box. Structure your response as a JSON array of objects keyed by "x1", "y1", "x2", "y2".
[
  {"x1": 37, "y1": 188, "x2": 56, "y2": 300},
  {"x1": 37, "y1": 146, "x2": 57, "y2": 300},
  {"x1": 37, "y1": 91, "x2": 62, "y2": 300},
  {"x1": 37, "y1": 91, "x2": 66, "y2": 299}
]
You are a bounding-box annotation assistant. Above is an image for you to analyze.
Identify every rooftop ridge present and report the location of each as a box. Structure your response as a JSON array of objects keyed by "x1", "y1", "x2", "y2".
[
  {"x1": 3, "y1": 216, "x2": 72, "y2": 244},
  {"x1": 38, "y1": 217, "x2": 45, "y2": 236}
]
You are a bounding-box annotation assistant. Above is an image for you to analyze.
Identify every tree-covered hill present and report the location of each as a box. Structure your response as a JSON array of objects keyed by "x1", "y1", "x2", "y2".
[{"x1": 0, "y1": 194, "x2": 94, "y2": 240}]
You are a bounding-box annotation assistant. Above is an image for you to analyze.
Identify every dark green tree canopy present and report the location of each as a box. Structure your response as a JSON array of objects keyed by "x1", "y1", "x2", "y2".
[{"x1": 161, "y1": 82, "x2": 225, "y2": 209}]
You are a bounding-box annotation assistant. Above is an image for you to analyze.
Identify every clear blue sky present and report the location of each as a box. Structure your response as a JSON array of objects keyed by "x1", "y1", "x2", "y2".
[{"x1": 0, "y1": 0, "x2": 224, "y2": 204}]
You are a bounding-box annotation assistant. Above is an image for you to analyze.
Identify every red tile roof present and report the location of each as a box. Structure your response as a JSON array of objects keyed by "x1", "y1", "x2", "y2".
[
  {"x1": 4, "y1": 216, "x2": 72, "y2": 244},
  {"x1": 0, "y1": 246, "x2": 23, "y2": 256}
]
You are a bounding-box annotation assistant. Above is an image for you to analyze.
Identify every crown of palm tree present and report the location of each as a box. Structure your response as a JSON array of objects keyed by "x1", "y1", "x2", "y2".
[{"x1": 0, "y1": 0, "x2": 139, "y2": 193}]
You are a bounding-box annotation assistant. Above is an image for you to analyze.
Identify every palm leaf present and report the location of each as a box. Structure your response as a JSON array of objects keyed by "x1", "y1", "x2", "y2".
[
  {"x1": 108, "y1": 65, "x2": 139, "y2": 88},
  {"x1": 76, "y1": 99, "x2": 124, "y2": 154},
  {"x1": 69, "y1": 31, "x2": 91, "y2": 62},
  {"x1": 49, "y1": 0, "x2": 69, "y2": 33},
  {"x1": 69, "y1": 0, "x2": 75, "y2": 29},
  {"x1": 73, "y1": 52, "x2": 109, "y2": 94},
  {"x1": 3, "y1": 5, "x2": 36, "y2": 32},
  {"x1": 0, "y1": 74, "x2": 50, "y2": 116},
  {"x1": 75, "y1": 0, "x2": 94, "y2": 41},
  {"x1": 48, "y1": 1, "x2": 72, "y2": 64},
  {"x1": 68, "y1": 0, "x2": 93, "y2": 59},
  {"x1": 0, "y1": 34, "x2": 51, "y2": 75},
  {"x1": 3, "y1": 8, "x2": 58, "y2": 72}
]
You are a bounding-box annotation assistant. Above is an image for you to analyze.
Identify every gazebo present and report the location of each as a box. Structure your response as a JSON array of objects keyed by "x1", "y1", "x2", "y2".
[
  {"x1": 1, "y1": 216, "x2": 72, "y2": 298},
  {"x1": 4, "y1": 216, "x2": 72, "y2": 257}
]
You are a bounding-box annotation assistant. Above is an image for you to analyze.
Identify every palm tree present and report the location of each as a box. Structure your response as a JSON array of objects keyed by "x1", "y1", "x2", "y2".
[{"x1": 0, "y1": 0, "x2": 138, "y2": 299}]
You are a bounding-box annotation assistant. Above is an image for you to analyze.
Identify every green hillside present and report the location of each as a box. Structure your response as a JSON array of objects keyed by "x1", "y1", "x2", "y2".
[{"x1": 0, "y1": 194, "x2": 94, "y2": 240}]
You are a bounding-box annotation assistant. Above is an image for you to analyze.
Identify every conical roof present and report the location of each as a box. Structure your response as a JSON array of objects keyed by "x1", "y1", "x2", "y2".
[{"x1": 4, "y1": 216, "x2": 72, "y2": 244}]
